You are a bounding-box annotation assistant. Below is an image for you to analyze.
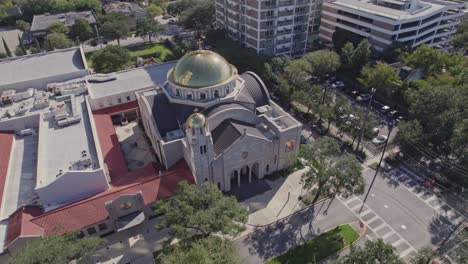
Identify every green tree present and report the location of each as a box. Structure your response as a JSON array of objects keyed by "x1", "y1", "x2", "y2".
[
  {"x1": 146, "y1": 4, "x2": 163, "y2": 17},
  {"x1": 154, "y1": 181, "x2": 248, "y2": 240},
  {"x1": 396, "y1": 119, "x2": 423, "y2": 152},
  {"x1": 47, "y1": 22, "x2": 69, "y2": 35},
  {"x1": 167, "y1": 0, "x2": 195, "y2": 15},
  {"x1": 358, "y1": 61, "x2": 402, "y2": 96},
  {"x1": 15, "y1": 20, "x2": 30, "y2": 31},
  {"x1": 73, "y1": 0, "x2": 102, "y2": 12},
  {"x1": 12, "y1": 231, "x2": 105, "y2": 264},
  {"x1": 157, "y1": 236, "x2": 242, "y2": 264},
  {"x1": 340, "y1": 42, "x2": 354, "y2": 69},
  {"x1": 299, "y1": 137, "x2": 365, "y2": 204},
  {"x1": 2, "y1": 37, "x2": 11, "y2": 57},
  {"x1": 135, "y1": 18, "x2": 164, "y2": 43},
  {"x1": 45, "y1": 33, "x2": 73, "y2": 50},
  {"x1": 179, "y1": 0, "x2": 215, "y2": 35},
  {"x1": 381, "y1": 41, "x2": 409, "y2": 63},
  {"x1": 452, "y1": 20, "x2": 468, "y2": 53},
  {"x1": 14, "y1": 46, "x2": 26, "y2": 56},
  {"x1": 91, "y1": 45, "x2": 130, "y2": 73},
  {"x1": 299, "y1": 50, "x2": 341, "y2": 80},
  {"x1": 31, "y1": 37, "x2": 42, "y2": 54},
  {"x1": 332, "y1": 28, "x2": 363, "y2": 52},
  {"x1": 0, "y1": 52, "x2": 7, "y2": 58},
  {"x1": 70, "y1": 17, "x2": 93, "y2": 42},
  {"x1": 99, "y1": 14, "x2": 130, "y2": 45},
  {"x1": 152, "y1": 0, "x2": 169, "y2": 8},
  {"x1": 404, "y1": 45, "x2": 463, "y2": 76},
  {"x1": 337, "y1": 239, "x2": 403, "y2": 264},
  {"x1": 351, "y1": 39, "x2": 371, "y2": 71}
]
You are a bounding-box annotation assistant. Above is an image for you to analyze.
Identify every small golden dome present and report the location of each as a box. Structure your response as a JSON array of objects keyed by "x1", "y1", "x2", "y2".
[{"x1": 187, "y1": 113, "x2": 206, "y2": 128}]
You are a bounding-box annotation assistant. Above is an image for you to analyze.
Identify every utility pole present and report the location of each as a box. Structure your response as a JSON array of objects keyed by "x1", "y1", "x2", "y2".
[
  {"x1": 355, "y1": 87, "x2": 376, "y2": 152},
  {"x1": 359, "y1": 121, "x2": 394, "y2": 213},
  {"x1": 438, "y1": 219, "x2": 467, "y2": 255}
]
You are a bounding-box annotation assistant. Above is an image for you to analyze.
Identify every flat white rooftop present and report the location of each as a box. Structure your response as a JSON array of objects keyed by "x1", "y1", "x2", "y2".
[
  {"x1": 87, "y1": 61, "x2": 177, "y2": 99},
  {"x1": 0, "y1": 47, "x2": 87, "y2": 89},
  {"x1": 331, "y1": 0, "x2": 453, "y2": 20},
  {"x1": 36, "y1": 94, "x2": 98, "y2": 188}
]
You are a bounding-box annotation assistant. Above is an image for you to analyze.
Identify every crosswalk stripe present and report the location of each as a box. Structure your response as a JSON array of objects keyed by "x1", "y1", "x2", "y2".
[
  {"x1": 366, "y1": 215, "x2": 380, "y2": 225},
  {"x1": 373, "y1": 222, "x2": 387, "y2": 232},
  {"x1": 391, "y1": 238, "x2": 404, "y2": 247},
  {"x1": 381, "y1": 230, "x2": 395, "y2": 239},
  {"x1": 399, "y1": 247, "x2": 415, "y2": 257}
]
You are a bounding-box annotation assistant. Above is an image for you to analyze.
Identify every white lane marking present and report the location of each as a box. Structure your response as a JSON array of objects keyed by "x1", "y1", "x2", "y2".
[
  {"x1": 401, "y1": 225, "x2": 407, "y2": 230},
  {"x1": 400, "y1": 247, "x2": 415, "y2": 258},
  {"x1": 366, "y1": 215, "x2": 380, "y2": 225},
  {"x1": 373, "y1": 222, "x2": 387, "y2": 232},
  {"x1": 365, "y1": 234, "x2": 374, "y2": 241},
  {"x1": 382, "y1": 230, "x2": 395, "y2": 239},
  {"x1": 392, "y1": 238, "x2": 404, "y2": 247},
  {"x1": 345, "y1": 196, "x2": 359, "y2": 205},
  {"x1": 350, "y1": 203, "x2": 363, "y2": 211},
  {"x1": 359, "y1": 208, "x2": 371, "y2": 216},
  {"x1": 384, "y1": 204, "x2": 389, "y2": 209},
  {"x1": 424, "y1": 195, "x2": 437, "y2": 203},
  {"x1": 337, "y1": 194, "x2": 418, "y2": 258}
]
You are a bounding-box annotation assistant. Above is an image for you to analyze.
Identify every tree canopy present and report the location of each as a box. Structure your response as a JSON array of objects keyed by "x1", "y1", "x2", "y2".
[
  {"x1": 146, "y1": 4, "x2": 163, "y2": 17},
  {"x1": 135, "y1": 18, "x2": 164, "y2": 43},
  {"x1": 69, "y1": 17, "x2": 93, "y2": 42},
  {"x1": 358, "y1": 61, "x2": 402, "y2": 96},
  {"x1": 47, "y1": 22, "x2": 69, "y2": 35},
  {"x1": 153, "y1": 181, "x2": 248, "y2": 240},
  {"x1": 404, "y1": 45, "x2": 464, "y2": 76},
  {"x1": 340, "y1": 40, "x2": 371, "y2": 76},
  {"x1": 156, "y1": 236, "x2": 242, "y2": 264},
  {"x1": 12, "y1": 231, "x2": 104, "y2": 264},
  {"x1": 91, "y1": 45, "x2": 130, "y2": 73},
  {"x1": 299, "y1": 137, "x2": 365, "y2": 203},
  {"x1": 45, "y1": 32, "x2": 73, "y2": 50},
  {"x1": 452, "y1": 20, "x2": 468, "y2": 53},
  {"x1": 336, "y1": 239, "x2": 403, "y2": 264},
  {"x1": 99, "y1": 13, "x2": 130, "y2": 45}
]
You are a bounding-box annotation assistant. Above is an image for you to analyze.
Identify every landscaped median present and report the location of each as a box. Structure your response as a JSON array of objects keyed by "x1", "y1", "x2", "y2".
[{"x1": 265, "y1": 224, "x2": 361, "y2": 264}]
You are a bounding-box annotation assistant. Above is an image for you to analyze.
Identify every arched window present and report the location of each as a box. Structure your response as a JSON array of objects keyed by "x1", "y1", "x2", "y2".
[
  {"x1": 176, "y1": 89, "x2": 180, "y2": 96},
  {"x1": 200, "y1": 92, "x2": 206, "y2": 100},
  {"x1": 214, "y1": 90, "x2": 220, "y2": 98},
  {"x1": 187, "y1": 93, "x2": 192, "y2": 99},
  {"x1": 274, "y1": 155, "x2": 277, "y2": 164},
  {"x1": 217, "y1": 182, "x2": 221, "y2": 189},
  {"x1": 266, "y1": 165, "x2": 269, "y2": 172},
  {"x1": 225, "y1": 88, "x2": 230, "y2": 95}
]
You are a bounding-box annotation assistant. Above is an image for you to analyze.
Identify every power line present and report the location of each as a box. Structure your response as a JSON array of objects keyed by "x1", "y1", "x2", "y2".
[
  {"x1": 405, "y1": 141, "x2": 468, "y2": 177},
  {"x1": 409, "y1": 141, "x2": 468, "y2": 173}
]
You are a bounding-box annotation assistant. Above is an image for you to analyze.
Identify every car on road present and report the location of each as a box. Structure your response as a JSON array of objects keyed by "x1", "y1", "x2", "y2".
[
  {"x1": 356, "y1": 94, "x2": 371, "y2": 102},
  {"x1": 372, "y1": 135, "x2": 388, "y2": 145},
  {"x1": 331, "y1": 81, "x2": 344, "y2": 89}
]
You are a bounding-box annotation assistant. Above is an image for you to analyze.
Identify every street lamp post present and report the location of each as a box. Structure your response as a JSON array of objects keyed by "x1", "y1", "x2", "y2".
[
  {"x1": 359, "y1": 121, "x2": 394, "y2": 213},
  {"x1": 355, "y1": 87, "x2": 376, "y2": 152}
]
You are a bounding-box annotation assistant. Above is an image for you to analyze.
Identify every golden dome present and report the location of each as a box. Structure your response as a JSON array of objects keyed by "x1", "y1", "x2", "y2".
[
  {"x1": 170, "y1": 50, "x2": 234, "y2": 88},
  {"x1": 187, "y1": 113, "x2": 206, "y2": 128}
]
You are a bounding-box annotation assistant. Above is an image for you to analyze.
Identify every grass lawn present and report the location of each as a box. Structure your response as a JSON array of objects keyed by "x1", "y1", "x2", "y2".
[
  {"x1": 127, "y1": 43, "x2": 174, "y2": 62},
  {"x1": 266, "y1": 224, "x2": 359, "y2": 264}
]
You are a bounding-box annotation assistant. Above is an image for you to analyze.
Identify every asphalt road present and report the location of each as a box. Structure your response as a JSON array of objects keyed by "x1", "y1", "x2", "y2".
[
  {"x1": 356, "y1": 168, "x2": 455, "y2": 250},
  {"x1": 236, "y1": 198, "x2": 358, "y2": 264}
]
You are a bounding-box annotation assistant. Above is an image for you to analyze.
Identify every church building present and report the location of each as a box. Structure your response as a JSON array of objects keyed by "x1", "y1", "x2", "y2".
[{"x1": 137, "y1": 49, "x2": 302, "y2": 191}]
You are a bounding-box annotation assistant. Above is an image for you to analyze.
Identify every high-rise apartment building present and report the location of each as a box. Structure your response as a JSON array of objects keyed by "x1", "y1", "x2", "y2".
[
  {"x1": 215, "y1": 0, "x2": 314, "y2": 57},
  {"x1": 319, "y1": 0, "x2": 465, "y2": 51}
]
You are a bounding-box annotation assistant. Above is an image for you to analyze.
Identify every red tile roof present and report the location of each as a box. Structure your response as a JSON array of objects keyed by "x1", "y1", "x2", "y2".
[
  {"x1": 92, "y1": 101, "x2": 139, "y2": 183},
  {"x1": 5, "y1": 101, "x2": 194, "y2": 242},
  {"x1": 5, "y1": 206, "x2": 44, "y2": 247},
  {"x1": 28, "y1": 102, "x2": 194, "y2": 235},
  {"x1": 0, "y1": 132, "x2": 14, "y2": 213}
]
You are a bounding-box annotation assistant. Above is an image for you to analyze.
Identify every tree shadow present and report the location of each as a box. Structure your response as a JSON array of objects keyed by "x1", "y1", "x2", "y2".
[
  {"x1": 241, "y1": 203, "x2": 329, "y2": 262},
  {"x1": 428, "y1": 213, "x2": 457, "y2": 247}
]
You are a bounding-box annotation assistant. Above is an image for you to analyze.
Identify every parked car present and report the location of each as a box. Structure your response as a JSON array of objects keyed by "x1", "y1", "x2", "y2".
[
  {"x1": 356, "y1": 94, "x2": 371, "y2": 102},
  {"x1": 120, "y1": 117, "x2": 128, "y2": 126},
  {"x1": 300, "y1": 135, "x2": 308, "y2": 144},
  {"x1": 380, "y1": 105, "x2": 390, "y2": 114},
  {"x1": 373, "y1": 127, "x2": 380, "y2": 135},
  {"x1": 372, "y1": 135, "x2": 388, "y2": 145},
  {"x1": 388, "y1": 110, "x2": 399, "y2": 118}
]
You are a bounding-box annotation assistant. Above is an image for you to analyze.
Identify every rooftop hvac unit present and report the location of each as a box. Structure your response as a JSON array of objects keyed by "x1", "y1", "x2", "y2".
[
  {"x1": 17, "y1": 128, "x2": 34, "y2": 136},
  {"x1": 12, "y1": 88, "x2": 34, "y2": 102},
  {"x1": 56, "y1": 115, "x2": 81, "y2": 127}
]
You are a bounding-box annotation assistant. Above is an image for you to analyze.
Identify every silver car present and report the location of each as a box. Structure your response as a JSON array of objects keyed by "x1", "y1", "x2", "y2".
[{"x1": 372, "y1": 135, "x2": 388, "y2": 145}]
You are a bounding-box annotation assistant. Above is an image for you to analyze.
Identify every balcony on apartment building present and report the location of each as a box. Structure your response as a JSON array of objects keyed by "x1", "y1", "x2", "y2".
[
  {"x1": 226, "y1": 12, "x2": 240, "y2": 20},
  {"x1": 276, "y1": 46, "x2": 292, "y2": 54},
  {"x1": 295, "y1": 0, "x2": 310, "y2": 5},
  {"x1": 276, "y1": 37, "x2": 292, "y2": 45},
  {"x1": 278, "y1": 9, "x2": 294, "y2": 17},
  {"x1": 278, "y1": 19, "x2": 294, "y2": 26},
  {"x1": 279, "y1": 0, "x2": 295, "y2": 7},
  {"x1": 277, "y1": 28, "x2": 293, "y2": 35}
]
